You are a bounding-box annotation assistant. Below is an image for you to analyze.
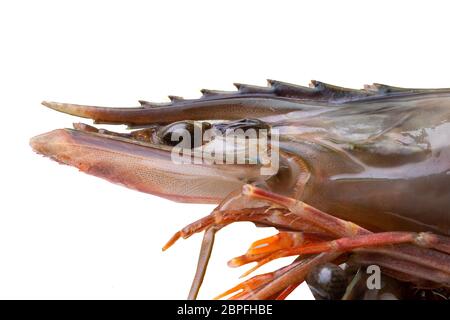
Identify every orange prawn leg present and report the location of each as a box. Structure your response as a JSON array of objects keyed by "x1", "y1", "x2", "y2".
[
  {"x1": 243, "y1": 185, "x2": 450, "y2": 255},
  {"x1": 215, "y1": 257, "x2": 310, "y2": 300},
  {"x1": 162, "y1": 205, "x2": 315, "y2": 300},
  {"x1": 187, "y1": 227, "x2": 218, "y2": 300},
  {"x1": 242, "y1": 184, "x2": 369, "y2": 238},
  {"x1": 244, "y1": 232, "x2": 333, "y2": 256},
  {"x1": 229, "y1": 232, "x2": 330, "y2": 268},
  {"x1": 218, "y1": 252, "x2": 348, "y2": 300},
  {"x1": 274, "y1": 283, "x2": 301, "y2": 300},
  {"x1": 162, "y1": 205, "x2": 328, "y2": 300},
  {"x1": 238, "y1": 232, "x2": 450, "y2": 277},
  {"x1": 300, "y1": 233, "x2": 410, "y2": 254},
  {"x1": 247, "y1": 252, "x2": 341, "y2": 300},
  {"x1": 229, "y1": 232, "x2": 335, "y2": 277},
  {"x1": 291, "y1": 232, "x2": 442, "y2": 254},
  {"x1": 245, "y1": 232, "x2": 302, "y2": 255},
  {"x1": 162, "y1": 207, "x2": 276, "y2": 251},
  {"x1": 236, "y1": 184, "x2": 450, "y2": 294},
  {"x1": 162, "y1": 214, "x2": 216, "y2": 251},
  {"x1": 214, "y1": 272, "x2": 276, "y2": 300},
  {"x1": 163, "y1": 206, "x2": 331, "y2": 251},
  {"x1": 352, "y1": 251, "x2": 450, "y2": 287},
  {"x1": 429, "y1": 234, "x2": 450, "y2": 254}
]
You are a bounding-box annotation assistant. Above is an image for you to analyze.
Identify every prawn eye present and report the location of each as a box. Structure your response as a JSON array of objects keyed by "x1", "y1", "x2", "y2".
[
  {"x1": 306, "y1": 263, "x2": 348, "y2": 300},
  {"x1": 158, "y1": 121, "x2": 211, "y2": 148}
]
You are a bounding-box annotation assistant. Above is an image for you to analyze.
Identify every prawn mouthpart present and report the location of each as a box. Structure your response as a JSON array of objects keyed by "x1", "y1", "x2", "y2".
[{"x1": 164, "y1": 185, "x2": 450, "y2": 300}]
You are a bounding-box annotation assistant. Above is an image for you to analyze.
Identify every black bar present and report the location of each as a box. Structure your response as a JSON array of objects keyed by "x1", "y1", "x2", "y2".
[{"x1": 0, "y1": 300, "x2": 447, "y2": 319}]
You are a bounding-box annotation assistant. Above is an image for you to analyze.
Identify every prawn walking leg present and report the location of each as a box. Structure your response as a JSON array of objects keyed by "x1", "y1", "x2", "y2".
[{"x1": 164, "y1": 185, "x2": 450, "y2": 299}]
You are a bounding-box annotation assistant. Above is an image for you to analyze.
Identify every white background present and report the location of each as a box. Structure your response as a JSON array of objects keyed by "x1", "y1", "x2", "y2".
[{"x1": 1, "y1": 0, "x2": 450, "y2": 299}]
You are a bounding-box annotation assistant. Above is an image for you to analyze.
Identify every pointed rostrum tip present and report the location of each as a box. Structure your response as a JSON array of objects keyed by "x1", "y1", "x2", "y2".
[
  {"x1": 41, "y1": 100, "x2": 101, "y2": 119},
  {"x1": 41, "y1": 100, "x2": 55, "y2": 109},
  {"x1": 42, "y1": 100, "x2": 79, "y2": 115}
]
